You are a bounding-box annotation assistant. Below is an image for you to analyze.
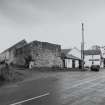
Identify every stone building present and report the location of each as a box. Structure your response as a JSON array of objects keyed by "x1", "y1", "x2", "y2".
[
  {"x1": 84, "y1": 49, "x2": 102, "y2": 67},
  {"x1": 61, "y1": 47, "x2": 81, "y2": 68},
  {"x1": 15, "y1": 40, "x2": 62, "y2": 68},
  {"x1": 0, "y1": 40, "x2": 27, "y2": 64}
]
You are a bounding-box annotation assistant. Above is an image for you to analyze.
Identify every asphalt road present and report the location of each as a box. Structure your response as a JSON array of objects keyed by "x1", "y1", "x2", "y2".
[{"x1": 1, "y1": 69, "x2": 105, "y2": 105}]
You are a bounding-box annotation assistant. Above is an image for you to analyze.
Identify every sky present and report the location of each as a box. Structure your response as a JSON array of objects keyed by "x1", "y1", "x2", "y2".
[{"x1": 0, "y1": 0, "x2": 105, "y2": 52}]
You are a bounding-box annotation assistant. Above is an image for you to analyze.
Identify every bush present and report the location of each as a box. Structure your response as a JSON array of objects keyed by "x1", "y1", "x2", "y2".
[
  {"x1": 0, "y1": 64, "x2": 23, "y2": 82},
  {"x1": 0, "y1": 64, "x2": 13, "y2": 81}
]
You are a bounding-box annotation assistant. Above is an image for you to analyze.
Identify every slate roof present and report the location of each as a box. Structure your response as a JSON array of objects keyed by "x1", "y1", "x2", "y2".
[
  {"x1": 1, "y1": 39, "x2": 27, "y2": 54},
  {"x1": 66, "y1": 54, "x2": 81, "y2": 60},
  {"x1": 84, "y1": 49, "x2": 101, "y2": 55},
  {"x1": 61, "y1": 49, "x2": 72, "y2": 55},
  {"x1": 61, "y1": 49, "x2": 81, "y2": 60}
]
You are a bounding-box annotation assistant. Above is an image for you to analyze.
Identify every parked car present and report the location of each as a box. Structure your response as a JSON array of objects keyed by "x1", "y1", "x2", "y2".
[{"x1": 90, "y1": 65, "x2": 100, "y2": 71}]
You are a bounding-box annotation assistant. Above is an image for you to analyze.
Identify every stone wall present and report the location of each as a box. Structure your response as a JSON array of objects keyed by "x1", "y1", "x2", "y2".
[
  {"x1": 0, "y1": 40, "x2": 27, "y2": 64},
  {"x1": 16, "y1": 41, "x2": 62, "y2": 68}
]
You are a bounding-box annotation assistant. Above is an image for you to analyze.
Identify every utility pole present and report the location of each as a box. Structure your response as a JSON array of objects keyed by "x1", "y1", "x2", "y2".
[{"x1": 81, "y1": 23, "x2": 85, "y2": 70}]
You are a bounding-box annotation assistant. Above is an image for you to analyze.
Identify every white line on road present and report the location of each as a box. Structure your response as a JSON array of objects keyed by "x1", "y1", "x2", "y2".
[
  {"x1": 10, "y1": 92, "x2": 50, "y2": 105},
  {"x1": 69, "y1": 76, "x2": 105, "y2": 89}
]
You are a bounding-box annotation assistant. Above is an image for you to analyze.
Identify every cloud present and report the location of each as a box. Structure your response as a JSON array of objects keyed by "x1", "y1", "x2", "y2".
[
  {"x1": 0, "y1": 0, "x2": 45, "y2": 25},
  {"x1": 0, "y1": 0, "x2": 103, "y2": 26},
  {"x1": 0, "y1": 0, "x2": 83, "y2": 25},
  {"x1": 0, "y1": 0, "x2": 105, "y2": 51}
]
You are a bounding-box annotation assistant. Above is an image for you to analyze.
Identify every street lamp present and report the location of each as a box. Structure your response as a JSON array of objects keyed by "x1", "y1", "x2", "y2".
[{"x1": 81, "y1": 23, "x2": 85, "y2": 70}]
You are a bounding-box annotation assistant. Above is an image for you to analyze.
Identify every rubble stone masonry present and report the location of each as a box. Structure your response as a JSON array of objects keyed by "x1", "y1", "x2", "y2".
[
  {"x1": 0, "y1": 40, "x2": 27, "y2": 64},
  {"x1": 15, "y1": 41, "x2": 62, "y2": 68}
]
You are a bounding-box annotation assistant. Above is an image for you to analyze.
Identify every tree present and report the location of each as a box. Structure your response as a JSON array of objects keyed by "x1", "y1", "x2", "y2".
[{"x1": 91, "y1": 45, "x2": 100, "y2": 50}]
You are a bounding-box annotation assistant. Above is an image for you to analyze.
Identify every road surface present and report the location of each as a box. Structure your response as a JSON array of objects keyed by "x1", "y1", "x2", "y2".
[{"x1": 1, "y1": 69, "x2": 105, "y2": 105}]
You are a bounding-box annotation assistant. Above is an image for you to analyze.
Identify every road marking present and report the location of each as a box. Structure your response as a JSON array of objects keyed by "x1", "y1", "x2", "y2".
[
  {"x1": 10, "y1": 92, "x2": 50, "y2": 105},
  {"x1": 69, "y1": 76, "x2": 105, "y2": 89},
  {"x1": 69, "y1": 81, "x2": 105, "y2": 105},
  {"x1": 63, "y1": 74, "x2": 103, "y2": 88}
]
